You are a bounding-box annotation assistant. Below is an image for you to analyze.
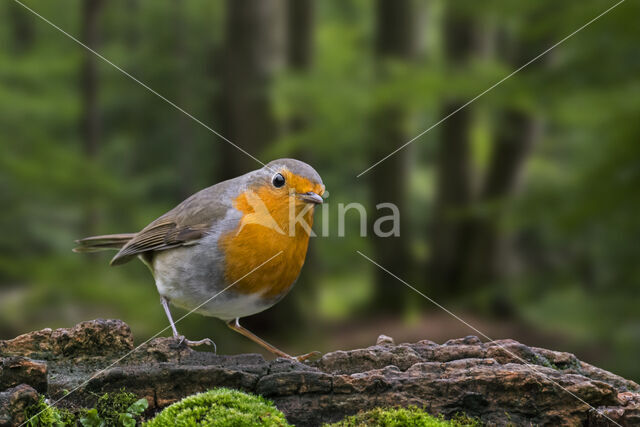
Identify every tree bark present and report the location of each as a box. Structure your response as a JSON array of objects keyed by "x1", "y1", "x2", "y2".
[
  {"x1": 217, "y1": 0, "x2": 287, "y2": 335},
  {"x1": 173, "y1": 0, "x2": 196, "y2": 199},
  {"x1": 122, "y1": 0, "x2": 139, "y2": 48},
  {"x1": 465, "y1": 102, "x2": 541, "y2": 287},
  {"x1": 275, "y1": 0, "x2": 317, "y2": 328},
  {"x1": 80, "y1": 0, "x2": 104, "y2": 236},
  {"x1": 218, "y1": 0, "x2": 285, "y2": 180},
  {"x1": 428, "y1": 3, "x2": 478, "y2": 297},
  {"x1": 285, "y1": 0, "x2": 314, "y2": 136},
  {"x1": 8, "y1": 2, "x2": 35, "y2": 54},
  {"x1": 430, "y1": 105, "x2": 474, "y2": 293},
  {"x1": 463, "y1": 27, "x2": 546, "y2": 299},
  {"x1": 286, "y1": 0, "x2": 314, "y2": 71},
  {"x1": 369, "y1": 0, "x2": 417, "y2": 312}
]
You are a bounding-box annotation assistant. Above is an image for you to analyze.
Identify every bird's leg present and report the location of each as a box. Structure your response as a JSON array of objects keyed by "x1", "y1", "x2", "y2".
[
  {"x1": 160, "y1": 296, "x2": 180, "y2": 338},
  {"x1": 227, "y1": 318, "x2": 319, "y2": 362},
  {"x1": 160, "y1": 296, "x2": 216, "y2": 351}
]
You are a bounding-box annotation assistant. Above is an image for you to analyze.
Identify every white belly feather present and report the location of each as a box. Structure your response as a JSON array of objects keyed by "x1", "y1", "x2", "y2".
[{"x1": 151, "y1": 224, "x2": 275, "y2": 321}]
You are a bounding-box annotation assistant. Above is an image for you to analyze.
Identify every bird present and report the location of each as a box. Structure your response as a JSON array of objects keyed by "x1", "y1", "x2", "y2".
[{"x1": 74, "y1": 158, "x2": 325, "y2": 361}]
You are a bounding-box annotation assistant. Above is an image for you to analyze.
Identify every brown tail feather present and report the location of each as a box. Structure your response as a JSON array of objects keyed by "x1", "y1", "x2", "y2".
[{"x1": 73, "y1": 233, "x2": 136, "y2": 253}]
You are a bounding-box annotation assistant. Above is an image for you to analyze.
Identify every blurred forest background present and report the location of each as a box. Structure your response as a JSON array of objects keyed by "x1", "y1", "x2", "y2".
[{"x1": 1, "y1": 0, "x2": 639, "y2": 382}]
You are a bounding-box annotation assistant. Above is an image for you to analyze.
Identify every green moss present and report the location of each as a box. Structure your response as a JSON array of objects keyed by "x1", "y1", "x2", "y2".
[
  {"x1": 448, "y1": 413, "x2": 482, "y2": 426},
  {"x1": 144, "y1": 388, "x2": 291, "y2": 427},
  {"x1": 533, "y1": 353, "x2": 583, "y2": 372},
  {"x1": 23, "y1": 390, "x2": 148, "y2": 427},
  {"x1": 23, "y1": 396, "x2": 74, "y2": 427},
  {"x1": 554, "y1": 358, "x2": 582, "y2": 372},
  {"x1": 533, "y1": 354, "x2": 557, "y2": 369},
  {"x1": 80, "y1": 390, "x2": 148, "y2": 427},
  {"x1": 94, "y1": 389, "x2": 142, "y2": 425},
  {"x1": 324, "y1": 406, "x2": 481, "y2": 427}
]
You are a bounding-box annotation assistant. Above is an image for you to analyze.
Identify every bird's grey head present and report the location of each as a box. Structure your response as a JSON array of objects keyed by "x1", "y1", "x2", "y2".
[
  {"x1": 263, "y1": 158, "x2": 323, "y2": 187},
  {"x1": 241, "y1": 158, "x2": 325, "y2": 205}
]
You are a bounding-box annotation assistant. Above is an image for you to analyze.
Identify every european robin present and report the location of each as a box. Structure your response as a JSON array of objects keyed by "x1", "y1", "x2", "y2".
[{"x1": 74, "y1": 159, "x2": 325, "y2": 361}]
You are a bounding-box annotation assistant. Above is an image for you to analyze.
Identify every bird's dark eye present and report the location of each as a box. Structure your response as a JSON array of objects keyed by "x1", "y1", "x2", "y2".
[{"x1": 272, "y1": 173, "x2": 286, "y2": 188}]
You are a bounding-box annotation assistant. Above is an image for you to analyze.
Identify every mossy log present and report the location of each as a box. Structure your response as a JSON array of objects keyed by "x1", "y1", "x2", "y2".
[{"x1": 1, "y1": 319, "x2": 639, "y2": 426}]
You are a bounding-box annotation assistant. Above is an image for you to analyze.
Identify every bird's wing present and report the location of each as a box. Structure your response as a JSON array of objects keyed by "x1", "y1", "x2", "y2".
[
  {"x1": 109, "y1": 220, "x2": 210, "y2": 266},
  {"x1": 110, "y1": 178, "x2": 240, "y2": 266}
]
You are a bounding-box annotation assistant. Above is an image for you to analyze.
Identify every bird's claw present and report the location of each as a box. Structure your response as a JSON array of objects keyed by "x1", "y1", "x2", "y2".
[
  {"x1": 175, "y1": 335, "x2": 217, "y2": 353},
  {"x1": 293, "y1": 351, "x2": 321, "y2": 362}
]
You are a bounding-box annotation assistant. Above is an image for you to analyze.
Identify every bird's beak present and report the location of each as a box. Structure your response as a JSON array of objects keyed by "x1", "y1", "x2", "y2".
[{"x1": 298, "y1": 191, "x2": 323, "y2": 204}]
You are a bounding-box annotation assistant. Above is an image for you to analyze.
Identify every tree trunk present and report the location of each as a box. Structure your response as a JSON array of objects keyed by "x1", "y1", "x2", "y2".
[
  {"x1": 173, "y1": 0, "x2": 196, "y2": 199},
  {"x1": 8, "y1": 2, "x2": 35, "y2": 54},
  {"x1": 466, "y1": 105, "x2": 541, "y2": 287},
  {"x1": 273, "y1": 0, "x2": 317, "y2": 330},
  {"x1": 428, "y1": 4, "x2": 478, "y2": 297},
  {"x1": 126, "y1": 0, "x2": 140, "y2": 49},
  {"x1": 430, "y1": 105, "x2": 474, "y2": 293},
  {"x1": 286, "y1": 0, "x2": 313, "y2": 70},
  {"x1": 463, "y1": 29, "x2": 546, "y2": 306},
  {"x1": 369, "y1": 0, "x2": 417, "y2": 312},
  {"x1": 80, "y1": 0, "x2": 104, "y2": 236},
  {"x1": 218, "y1": 0, "x2": 287, "y2": 335},
  {"x1": 285, "y1": 0, "x2": 314, "y2": 135},
  {"x1": 218, "y1": 0, "x2": 285, "y2": 180}
]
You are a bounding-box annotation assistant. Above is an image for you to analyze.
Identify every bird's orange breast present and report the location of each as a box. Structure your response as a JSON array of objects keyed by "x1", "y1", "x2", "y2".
[{"x1": 218, "y1": 181, "x2": 318, "y2": 299}]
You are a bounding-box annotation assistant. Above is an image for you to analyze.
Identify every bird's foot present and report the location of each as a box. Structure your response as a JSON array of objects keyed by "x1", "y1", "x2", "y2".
[
  {"x1": 291, "y1": 351, "x2": 321, "y2": 362},
  {"x1": 175, "y1": 335, "x2": 217, "y2": 352}
]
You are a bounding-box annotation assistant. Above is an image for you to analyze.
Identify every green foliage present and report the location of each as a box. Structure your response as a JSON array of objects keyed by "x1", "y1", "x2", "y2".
[
  {"x1": 324, "y1": 406, "x2": 481, "y2": 427},
  {"x1": 78, "y1": 409, "x2": 102, "y2": 427},
  {"x1": 80, "y1": 390, "x2": 149, "y2": 427},
  {"x1": 23, "y1": 391, "x2": 148, "y2": 427},
  {"x1": 23, "y1": 396, "x2": 74, "y2": 427},
  {"x1": 96, "y1": 389, "x2": 147, "y2": 425},
  {"x1": 144, "y1": 388, "x2": 291, "y2": 427},
  {"x1": 79, "y1": 390, "x2": 148, "y2": 427}
]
